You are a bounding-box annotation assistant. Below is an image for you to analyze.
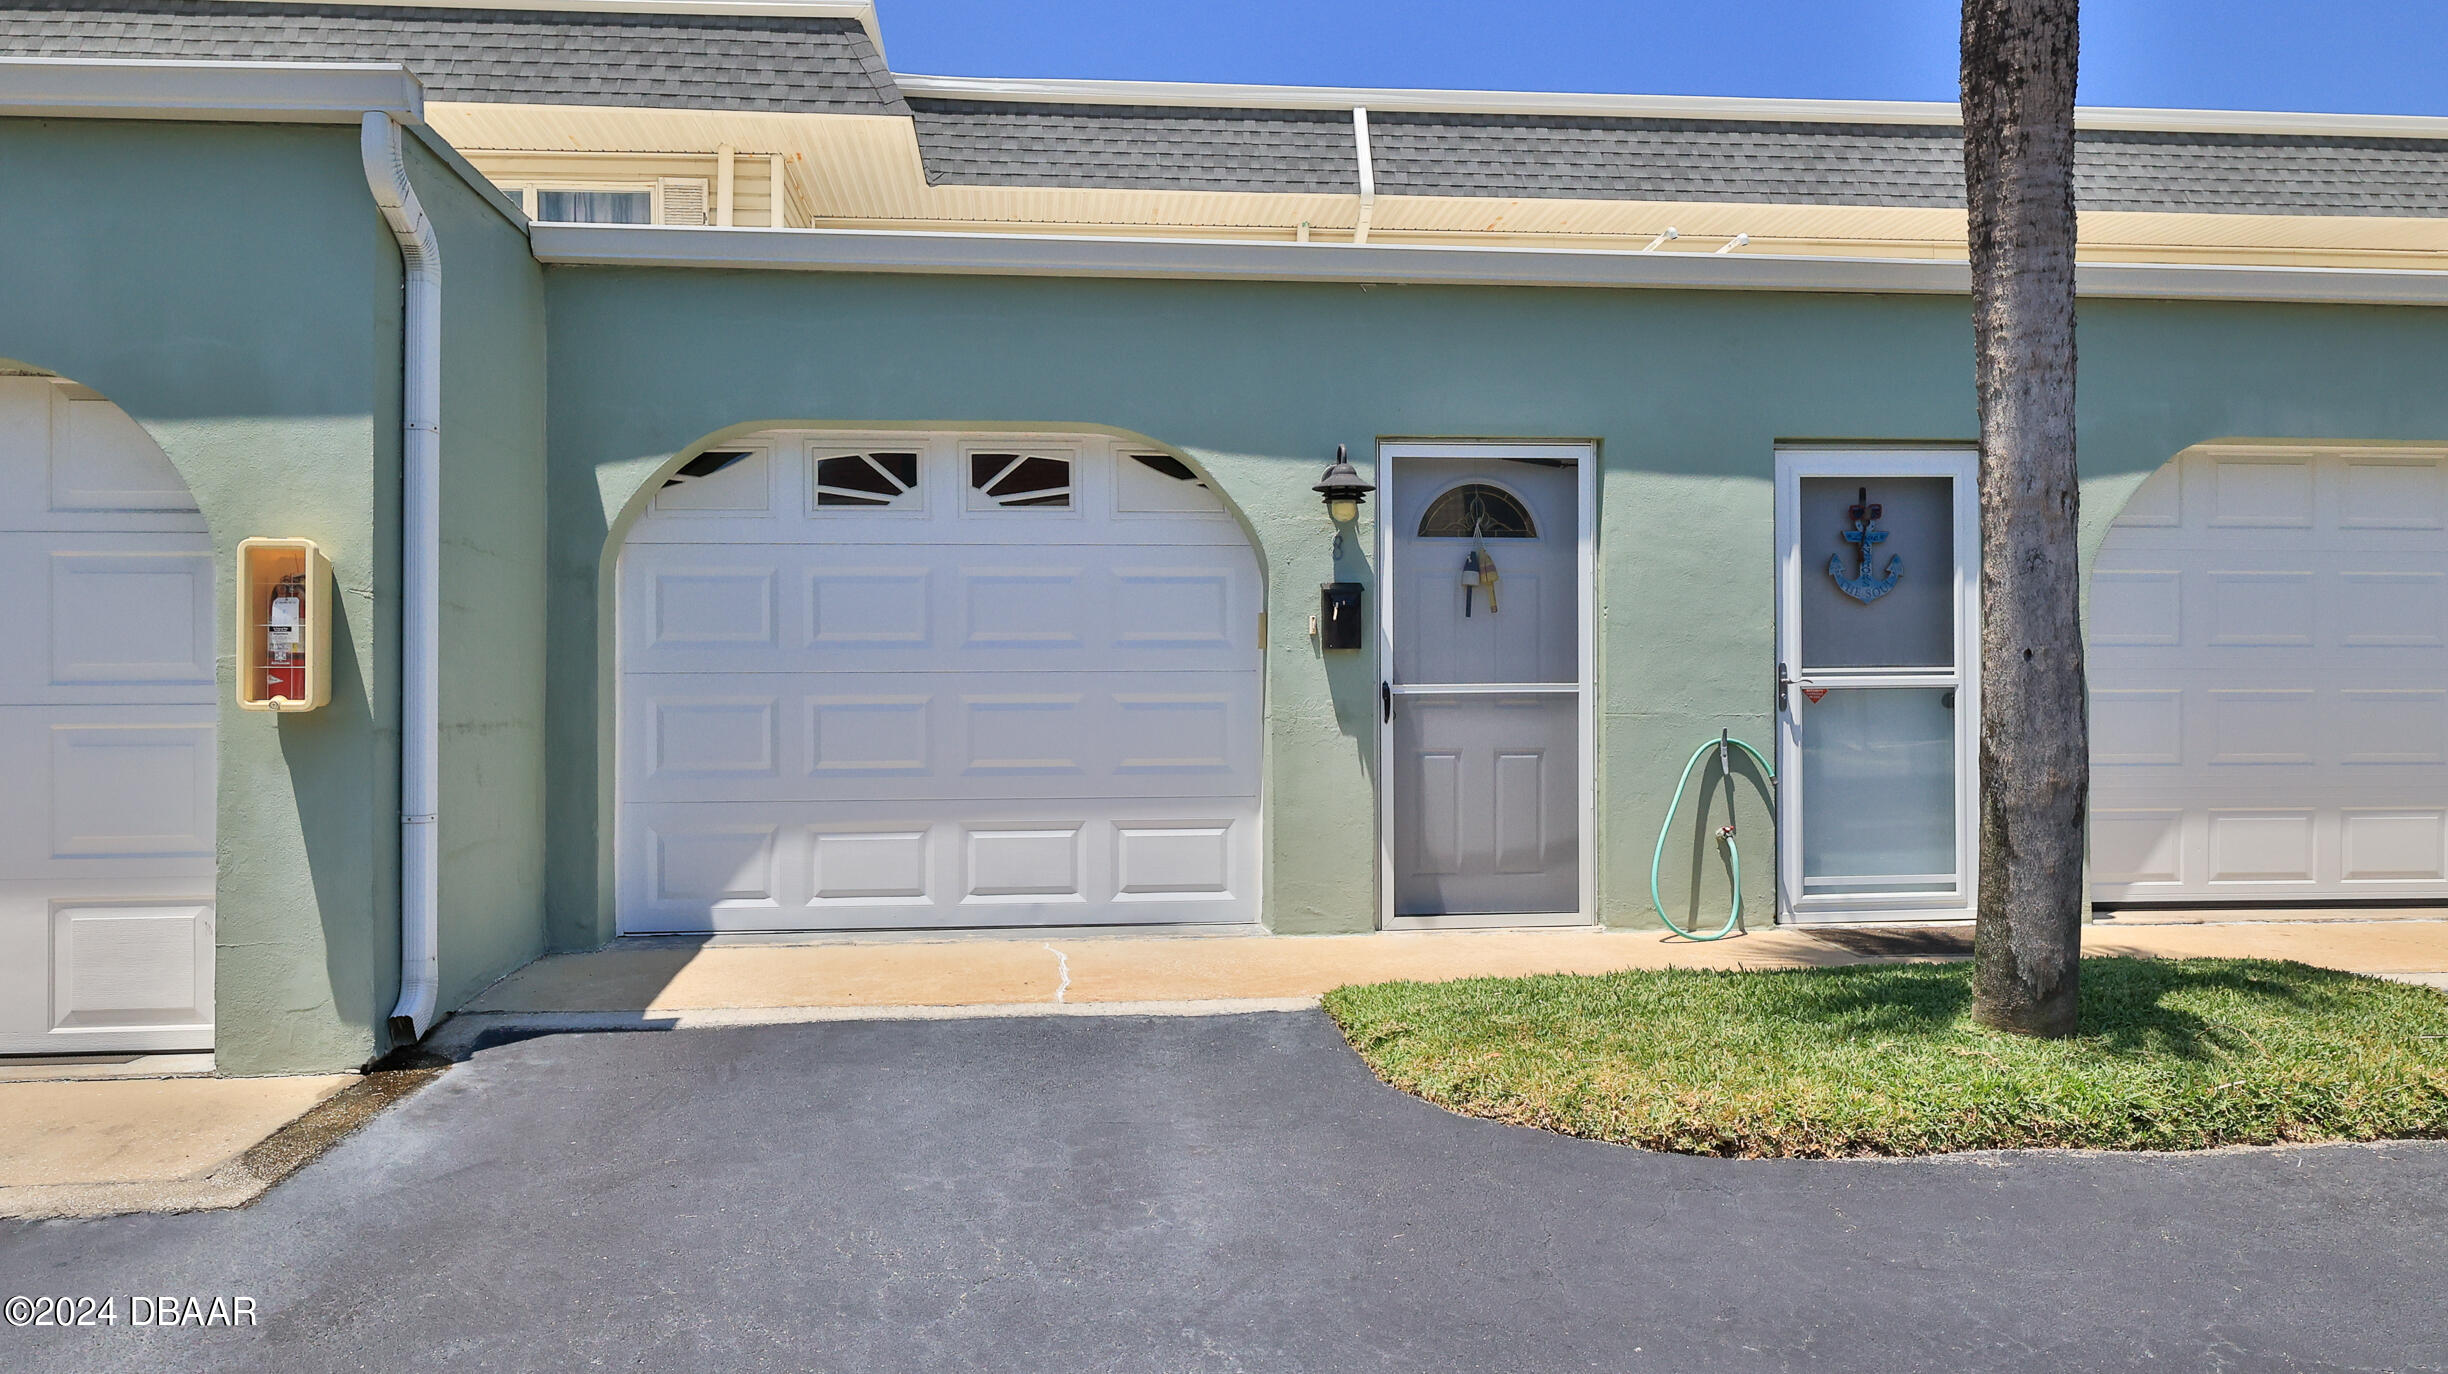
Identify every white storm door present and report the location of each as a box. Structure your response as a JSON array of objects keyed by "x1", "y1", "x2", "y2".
[
  {"x1": 1379, "y1": 443, "x2": 1595, "y2": 926},
  {"x1": 1774, "y1": 450, "x2": 1979, "y2": 923}
]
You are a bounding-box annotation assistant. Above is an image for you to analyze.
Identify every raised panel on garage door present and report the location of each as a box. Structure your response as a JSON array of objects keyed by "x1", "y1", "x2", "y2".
[
  {"x1": 620, "y1": 542, "x2": 1257, "y2": 677},
  {"x1": 2091, "y1": 447, "x2": 2448, "y2": 903},
  {"x1": 0, "y1": 377, "x2": 216, "y2": 1056},
  {"x1": 616, "y1": 433, "x2": 1263, "y2": 932},
  {"x1": 622, "y1": 670, "x2": 1258, "y2": 802}
]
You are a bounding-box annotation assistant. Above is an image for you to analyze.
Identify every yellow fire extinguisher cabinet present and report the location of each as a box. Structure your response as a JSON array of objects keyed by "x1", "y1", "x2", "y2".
[{"x1": 235, "y1": 537, "x2": 333, "y2": 712}]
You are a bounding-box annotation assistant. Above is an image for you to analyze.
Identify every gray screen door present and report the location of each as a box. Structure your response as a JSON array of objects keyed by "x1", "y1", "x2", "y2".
[{"x1": 1380, "y1": 445, "x2": 1592, "y2": 923}]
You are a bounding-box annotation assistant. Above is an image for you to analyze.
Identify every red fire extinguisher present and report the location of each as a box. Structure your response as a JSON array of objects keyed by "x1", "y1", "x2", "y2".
[{"x1": 266, "y1": 572, "x2": 306, "y2": 701}]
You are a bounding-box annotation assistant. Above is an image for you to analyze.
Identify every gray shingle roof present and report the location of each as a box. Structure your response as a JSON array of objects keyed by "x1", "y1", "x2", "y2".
[
  {"x1": 0, "y1": 0, "x2": 905, "y2": 112},
  {"x1": 11, "y1": 6, "x2": 2444, "y2": 218},
  {"x1": 1368, "y1": 114, "x2": 1965, "y2": 207},
  {"x1": 912, "y1": 102, "x2": 2448, "y2": 218},
  {"x1": 2079, "y1": 130, "x2": 2448, "y2": 216},
  {"x1": 908, "y1": 99, "x2": 1359, "y2": 194}
]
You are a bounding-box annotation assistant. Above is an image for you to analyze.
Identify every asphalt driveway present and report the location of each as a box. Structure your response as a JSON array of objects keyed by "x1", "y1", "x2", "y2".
[{"x1": 3, "y1": 1011, "x2": 2445, "y2": 1372}]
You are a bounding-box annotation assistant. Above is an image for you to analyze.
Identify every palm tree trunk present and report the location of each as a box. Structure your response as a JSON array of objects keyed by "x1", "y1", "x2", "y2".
[{"x1": 1963, "y1": 0, "x2": 2086, "y2": 1036}]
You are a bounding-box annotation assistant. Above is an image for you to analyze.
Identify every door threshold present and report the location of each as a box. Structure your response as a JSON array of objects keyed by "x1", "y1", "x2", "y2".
[
  {"x1": 1778, "y1": 914, "x2": 1975, "y2": 929},
  {"x1": 1381, "y1": 912, "x2": 1597, "y2": 932},
  {"x1": 614, "y1": 922, "x2": 1269, "y2": 948},
  {"x1": 0, "y1": 1051, "x2": 216, "y2": 1083}
]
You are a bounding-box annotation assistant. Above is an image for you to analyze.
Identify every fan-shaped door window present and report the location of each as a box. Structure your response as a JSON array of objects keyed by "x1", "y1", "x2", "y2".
[
  {"x1": 814, "y1": 450, "x2": 920, "y2": 509},
  {"x1": 968, "y1": 451, "x2": 1073, "y2": 509},
  {"x1": 1417, "y1": 482, "x2": 1536, "y2": 538}
]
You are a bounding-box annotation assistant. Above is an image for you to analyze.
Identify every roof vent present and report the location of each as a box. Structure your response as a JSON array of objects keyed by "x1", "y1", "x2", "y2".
[{"x1": 657, "y1": 177, "x2": 709, "y2": 227}]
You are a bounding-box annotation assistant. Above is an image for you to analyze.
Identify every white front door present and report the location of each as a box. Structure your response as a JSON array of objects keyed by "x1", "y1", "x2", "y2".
[
  {"x1": 1774, "y1": 450, "x2": 1980, "y2": 923},
  {"x1": 617, "y1": 432, "x2": 1263, "y2": 932},
  {"x1": 2091, "y1": 446, "x2": 2448, "y2": 902},
  {"x1": 0, "y1": 379, "x2": 217, "y2": 1055},
  {"x1": 1380, "y1": 443, "x2": 1594, "y2": 924}
]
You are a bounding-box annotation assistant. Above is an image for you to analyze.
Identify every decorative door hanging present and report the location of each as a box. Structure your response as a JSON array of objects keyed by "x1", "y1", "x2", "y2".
[
  {"x1": 1829, "y1": 485, "x2": 1904, "y2": 603},
  {"x1": 1462, "y1": 523, "x2": 1500, "y2": 616}
]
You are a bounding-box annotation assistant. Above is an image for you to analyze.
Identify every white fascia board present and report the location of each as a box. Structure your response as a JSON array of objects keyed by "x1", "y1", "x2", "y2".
[
  {"x1": 892, "y1": 73, "x2": 2448, "y2": 142},
  {"x1": 0, "y1": 57, "x2": 423, "y2": 123},
  {"x1": 528, "y1": 223, "x2": 2448, "y2": 306},
  {"x1": 234, "y1": 0, "x2": 888, "y2": 63}
]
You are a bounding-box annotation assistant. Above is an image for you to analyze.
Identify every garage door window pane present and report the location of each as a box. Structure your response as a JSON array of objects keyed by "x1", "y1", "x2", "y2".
[
  {"x1": 816, "y1": 452, "x2": 919, "y2": 508},
  {"x1": 970, "y1": 453, "x2": 1072, "y2": 509}
]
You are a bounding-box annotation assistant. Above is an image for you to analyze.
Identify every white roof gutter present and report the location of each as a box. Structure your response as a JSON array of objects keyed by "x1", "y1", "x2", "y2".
[
  {"x1": 1350, "y1": 107, "x2": 1374, "y2": 247},
  {"x1": 529, "y1": 224, "x2": 2448, "y2": 307},
  {"x1": 892, "y1": 72, "x2": 2448, "y2": 141},
  {"x1": 242, "y1": 0, "x2": 890, "y2": 65},
  {"x1": 0, "y1": 56, "x2": 422, "y2": 122},
  {"x1": 360, "y1": 113, "x2": 444, "y2": 1045}
]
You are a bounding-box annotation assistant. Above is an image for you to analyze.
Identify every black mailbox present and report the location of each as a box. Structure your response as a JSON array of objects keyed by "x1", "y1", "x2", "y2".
[{"x1": 1319, "y1": 582, "x2": 1364, "y2": 651}]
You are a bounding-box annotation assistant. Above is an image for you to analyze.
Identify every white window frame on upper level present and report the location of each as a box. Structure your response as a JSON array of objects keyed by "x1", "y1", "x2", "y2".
[{"x1": 501, "y1": 177, "x2": 711, "y2": 227}]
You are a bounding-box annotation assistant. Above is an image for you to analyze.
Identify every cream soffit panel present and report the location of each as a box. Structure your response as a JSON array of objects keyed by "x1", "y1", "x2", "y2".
[{"x1": 427, "y1": 102, "x2": 2448, "y2": 265}]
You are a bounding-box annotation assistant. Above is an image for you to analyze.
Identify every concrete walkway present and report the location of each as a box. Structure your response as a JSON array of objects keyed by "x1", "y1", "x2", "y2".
[
  {"x1": 0, "y1": 1076, "x2": 353, "y2": 1219},
  {"x1": 449, "y1": 917, "x2": 2448, "y2": 1037}
]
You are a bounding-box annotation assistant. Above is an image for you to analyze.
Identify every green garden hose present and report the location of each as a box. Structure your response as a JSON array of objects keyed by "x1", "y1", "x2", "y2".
[{"x1": 1649, "y1": 732, "x2": 1776, "y2": 941}]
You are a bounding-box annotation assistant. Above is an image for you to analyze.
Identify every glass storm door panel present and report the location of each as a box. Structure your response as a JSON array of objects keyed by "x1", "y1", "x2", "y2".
[
  {"x1": 1775, "y1": 453, "x2": 1979, "y2": 921},
  {"x1": 1382, "y1": 450, "x2": 1590, "y2": 921}
]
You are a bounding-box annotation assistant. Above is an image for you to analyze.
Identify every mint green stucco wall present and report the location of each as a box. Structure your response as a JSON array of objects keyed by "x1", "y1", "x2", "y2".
[
  {"x1": 0, "y1": 118, "x2": 401, "y2": 1073},
  {"x1": 0, "y1": 119, "x2": 551, "y2": 1073},
  {"x1": 402, "y1": 137, "x2": 554, "y2": 1016},
  {"x1": 540, "y1": 270, "x2": 2448, "y2": 940},
  {"x1": 11, "y1": 112, "x2": 2446, "y2": 1069}
]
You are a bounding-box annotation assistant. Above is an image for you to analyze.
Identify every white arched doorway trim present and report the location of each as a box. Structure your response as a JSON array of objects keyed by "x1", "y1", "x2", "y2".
[{"x1": 613, "y1": 428, "x2": 1266, "y2": 932}]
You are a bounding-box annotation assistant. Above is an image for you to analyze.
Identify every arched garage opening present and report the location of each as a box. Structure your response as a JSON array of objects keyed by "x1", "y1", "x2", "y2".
[
  {"x1": 614, "y1": 429, "x2": 1265, "y2": 933},
  {"x1": 2091, "y1": 443, "x2": 2448, "y2": 904},
  {"x1": 0, "y1": 373, "x2": 217, "y2": 1054}
]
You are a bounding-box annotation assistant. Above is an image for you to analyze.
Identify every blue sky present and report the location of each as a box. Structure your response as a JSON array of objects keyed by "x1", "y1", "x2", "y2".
[{"x1": 879, "y1": 1, "x2": 2448, "y2": 116}]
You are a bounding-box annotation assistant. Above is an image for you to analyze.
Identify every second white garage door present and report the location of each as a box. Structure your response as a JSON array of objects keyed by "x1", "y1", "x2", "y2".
[
  {"x1": 0, "y1": 377, "x2": 217, "y2": 1054},
  {"x1": 2091, "y1": 445, "x2": 2448, "y2": 903},
  {"x1": 617, "y1": 431, "x2": 1263, "y2": 932}
]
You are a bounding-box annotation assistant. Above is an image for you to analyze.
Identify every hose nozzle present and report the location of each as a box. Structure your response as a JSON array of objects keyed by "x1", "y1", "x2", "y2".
[{"x1": 1715, "y1": 730, "x2": 1736, "y2": 837}]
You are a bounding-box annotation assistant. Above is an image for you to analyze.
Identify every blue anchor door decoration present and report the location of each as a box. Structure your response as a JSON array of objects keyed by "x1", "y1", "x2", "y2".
[{"x1": 1829, "y1": 486, "x2": 1904, "y2": 603}]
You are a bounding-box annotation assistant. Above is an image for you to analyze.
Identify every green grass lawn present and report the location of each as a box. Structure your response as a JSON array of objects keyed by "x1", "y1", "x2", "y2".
[{"x1": 1322, "y1": 957, "x2": 2448, "y2": 1157}]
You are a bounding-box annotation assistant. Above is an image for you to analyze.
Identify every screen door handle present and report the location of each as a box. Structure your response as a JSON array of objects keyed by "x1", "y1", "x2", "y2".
[{"x1": 1381, "y1": 681, "x2": 1393, "y2": 723}]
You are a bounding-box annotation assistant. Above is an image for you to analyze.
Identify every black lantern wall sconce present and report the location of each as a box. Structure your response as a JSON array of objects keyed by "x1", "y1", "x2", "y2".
[
  {"x1": 1313, "y1": 445, "x2": 1375, "y2": 525},
  {"x1": 1314, "y1": 443, "x2": 1375, "y2": 561},
  {"x1": 1313, "y1": 445, "x2": 1373, "y2": 650}
]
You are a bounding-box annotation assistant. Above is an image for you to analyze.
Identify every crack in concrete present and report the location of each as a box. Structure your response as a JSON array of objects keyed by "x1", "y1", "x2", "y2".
[{"x1": 1044, "y1": 944, "x2": 1071, "y2": 1004}]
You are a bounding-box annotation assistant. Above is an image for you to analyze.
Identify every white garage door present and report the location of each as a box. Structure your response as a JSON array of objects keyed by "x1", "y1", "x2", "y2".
[
  {"x1": 617, "y1": 432, "x2": 1263, "y2": 932},
  {"x1": 2091, "y1": 446, "x2": 2448, "y2": 903},
  {"x1": 0, "y1": 378, "x2": 216, "y2": 1054}
]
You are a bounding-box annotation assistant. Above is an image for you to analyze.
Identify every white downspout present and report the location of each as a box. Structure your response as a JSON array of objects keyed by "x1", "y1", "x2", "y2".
[
  {"x1": 1351, "y1": 106, "x2": 1375, "y2": 245},
  {"x1": 361, "y1": 111, "x2": 442, "y2": 1044}
]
